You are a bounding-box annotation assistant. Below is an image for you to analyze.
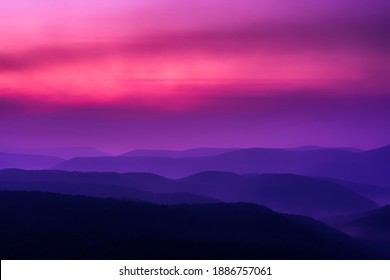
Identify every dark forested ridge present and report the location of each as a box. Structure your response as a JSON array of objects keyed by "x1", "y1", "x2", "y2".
[{"x1": 0, "y1": 190, "x2": 374, "y2": 260}]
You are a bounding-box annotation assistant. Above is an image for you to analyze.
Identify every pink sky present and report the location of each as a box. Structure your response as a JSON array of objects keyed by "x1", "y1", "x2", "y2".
[{"x1": 0, "y1": 0, "x2": 390, "y2": 152}]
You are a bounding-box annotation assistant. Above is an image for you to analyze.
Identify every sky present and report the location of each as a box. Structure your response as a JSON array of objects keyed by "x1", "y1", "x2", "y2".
[{"x1": 0, "y1": 0, "x2": 390, "y2": 153}]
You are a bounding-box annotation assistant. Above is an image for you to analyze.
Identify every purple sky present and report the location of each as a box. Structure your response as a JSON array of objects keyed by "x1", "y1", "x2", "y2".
[{"x1": 0, "y1": 0, "x2": 389, "y2": 153}]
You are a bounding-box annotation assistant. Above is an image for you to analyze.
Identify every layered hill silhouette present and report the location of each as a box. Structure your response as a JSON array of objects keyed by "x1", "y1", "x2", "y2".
[
  {"x1": 0, "y1": 169, "x2": 378, "y2": 218},
  {"x1": 0, "y1": 190, "x2": 373, "y2": 260},
  {"x1": 0, "y1": 152, "x2": 64, "y2": 170},
  {"x1": 121, "y1": 148, "x2": 238, "y2": 158},
  {"x1": 318, "y1": 177, "x2": 390, "y2": 205},
  {"x1": 285, "y1": 145, "x2": 362, "y2": 152},
  {"x1": 0, "y1": 146, "x2": 109, "y2": 159},
  {"x1": 53, "y1": 145, "x2": 390, "y2": 185},
  {"x1": 0, "y1": 181, "x2": 218, "y2": 205},
  {"x1": 180, "y1": 172, "x2": 378, "y2": 217},
  {"x1": 1, "y1": 145, "x2": 389, "y2": 259}
]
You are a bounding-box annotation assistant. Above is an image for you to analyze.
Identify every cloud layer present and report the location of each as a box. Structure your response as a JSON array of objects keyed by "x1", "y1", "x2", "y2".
[{"x1": 0, "y1": 0, "x2": 389, "y2": 151}]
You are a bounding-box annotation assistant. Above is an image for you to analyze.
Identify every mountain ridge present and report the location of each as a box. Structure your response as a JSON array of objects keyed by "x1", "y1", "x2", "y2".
[
  {"x1": 0, "y1": 190, "x2": 373, "y2": 259},
  {"x1": 0, "y1": 169, "x2": 379, "y2": 218},
  {"x1": 52, "y1": 145, "x2": 390, "y2": 185}
]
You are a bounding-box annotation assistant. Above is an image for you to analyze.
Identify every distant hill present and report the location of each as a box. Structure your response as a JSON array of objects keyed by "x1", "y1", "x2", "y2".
[
  {"x1": 0, "y1": 146, "x2": 110, "y2": 159},
  {"x1": 180, "y1": 172, "x2": 378, "y2": 218},
  {"x1": 285, "y1": 145, "x2": 362, "y2": 152},
  {"x1": 317, "y1": 177, "x2": 390, "y2": 205},
  {"x1": 0, "y1": 179, "x2": 218, "y2": 205},
  {"x1": 0, "y1": 190, "x2": 373, "y2": 259},
  {"x1": 365, "y1": 144, "x2": 390, "y2": 155},
  {"x1": 0, "y1": 169, "x2": 185, "y2": 193},
  {"x1": 0, "y1": 169, "x2": 378, "y2": 218},
  {"x1": 54, "y1": 145, "x2": 390, "y2": 185},
  {"x1": 0, "y1": 152, "x2": 63, "y2": 170},
  {"x1": 120, "y1": 148, "x2": 238, "y2": 158}
]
